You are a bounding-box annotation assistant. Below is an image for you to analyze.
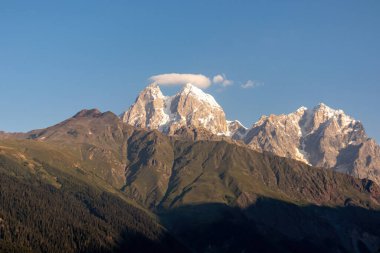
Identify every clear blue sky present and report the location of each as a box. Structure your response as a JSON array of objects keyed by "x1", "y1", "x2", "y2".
[{"x1": 1, "y1": 1, "x2": 379, "y2": 141}]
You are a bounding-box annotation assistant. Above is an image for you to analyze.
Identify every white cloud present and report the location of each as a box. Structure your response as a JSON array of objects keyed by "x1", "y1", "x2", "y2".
[
  {"x1": 149, "y1": 73, "x2": 211, "y2": 89},
  {"x1": 212, "y1": 74, "x2": 224, "y2": 84},
  {"x1": 241, "y1": 80, "x2": 262, "y2": 89},
  {"x1": 212, "y1": 74, "x2": 233, "y2": 87},
  {"x1": 222, "y1": 79, "x2": 233, "y2": 86}
]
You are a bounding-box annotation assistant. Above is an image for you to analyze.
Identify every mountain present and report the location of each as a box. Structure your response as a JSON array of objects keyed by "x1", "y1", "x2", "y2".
[
  {"x1": 1, "y1": 85, "x2": 379, "y2": 252},
  {"x1": 122, "y1": 129, "x2": 380, "y2": 252},
  {"x1": 123, "y1": 129, "x2": 380, "y2": 209},
  {"x1": 23, "y1": 109, "x2": 133, "y2": 188},
  {"x1": 15, "y1": 109, "x2": 380, "y2": 209},
  {"x1": 2, "y1": 108, "x2": 380, "y2": 252},
  {"x1": 121, "y1": 83, "x2": 228, "y2": 135},
  {"x1": 121, "y1": 84, "x2": 380, "y2": 185},
  {"x1": 240, "y1": 103, "x2": 380, "y2": 185}
]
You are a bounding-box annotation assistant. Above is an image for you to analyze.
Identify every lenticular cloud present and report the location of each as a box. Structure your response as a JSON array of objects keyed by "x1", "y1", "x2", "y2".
[{"x1": 149, "y1": 73, "x2": 211, "y2": 89}]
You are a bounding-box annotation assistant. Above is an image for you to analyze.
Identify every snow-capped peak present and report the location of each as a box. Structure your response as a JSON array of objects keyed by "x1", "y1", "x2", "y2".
[
  {"x1": 147, "y1": 82, "x2": 159, "y2": 89},
  {"x1": 311, "y1": 103, "x2": 356, "y2": 128},
  {"x1": 226, "y1": 120, "x2": 247, "y2": 130},
  {"x1": 179, "y1": 83, "x2": 221, "y2": 108},
  {"x1": 313, "y1": 102, "x2": 345, "y2": 116},
  {"x1": 122, "y1": 83, "x2": 228, "y2": 134},
  {"x1": 141, "y1": 82, "x2": 165, "y2": 99},
  {"x1": 121, "y1": 90, "x2": 380, "y2": 185},
  {"x1": 296, "y1": 106, "x2": 308, "y2": 112}
]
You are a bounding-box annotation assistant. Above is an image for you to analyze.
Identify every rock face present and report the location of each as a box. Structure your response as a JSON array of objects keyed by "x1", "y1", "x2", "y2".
[
  {"x1": 121, "y1": 83, "x2": 227, "y2": 135},
  {"x1": 241, "y1": 103, "x2": 380, "y2": 185},
  {"x1": 227, "y1": 120, "x2": 248, "y2": 139},
  {"x1": 121, "y1": 83, "x2": 168, "y2": 131}
]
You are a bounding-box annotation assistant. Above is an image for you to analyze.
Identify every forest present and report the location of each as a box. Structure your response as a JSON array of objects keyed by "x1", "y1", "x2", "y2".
[{"x1": 0, "y1": 155, "x2": 186, "y2": 253}]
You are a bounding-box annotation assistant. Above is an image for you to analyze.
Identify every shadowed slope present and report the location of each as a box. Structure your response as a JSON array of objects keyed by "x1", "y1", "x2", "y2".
[{"x1": 159, "y1": 199, "x2": 380, "y2": 253}]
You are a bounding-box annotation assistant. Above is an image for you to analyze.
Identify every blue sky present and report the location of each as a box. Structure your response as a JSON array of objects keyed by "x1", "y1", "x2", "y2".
[{"x1": 0, "y1": 1, "x2": 379, "y2": 140}]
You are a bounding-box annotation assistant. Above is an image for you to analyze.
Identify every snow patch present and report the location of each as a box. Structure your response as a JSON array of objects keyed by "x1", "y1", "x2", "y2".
[
  {"x1": 181, "y1": 83, "x2": 221, "y2": 108},
  {"x1": 294, "y1": 147, "x2": 310, "y2": 165}
]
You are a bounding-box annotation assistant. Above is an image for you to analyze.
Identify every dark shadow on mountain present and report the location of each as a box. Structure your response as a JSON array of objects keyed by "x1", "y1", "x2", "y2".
[
  {"x1": 157, "y1": 198, "x2": 380, "y2": 253},
  {"x1": 114, "y1": 231, "x2": 189, "y2": 253}
]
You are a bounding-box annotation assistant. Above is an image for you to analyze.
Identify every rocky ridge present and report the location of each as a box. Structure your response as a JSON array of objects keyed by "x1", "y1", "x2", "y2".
[
  {"x1": 121, "y1": 83, "x2": 227, "y2": 135},
  {"x1": 241, "y1": 103, "x2": 380, "y2": 185}
]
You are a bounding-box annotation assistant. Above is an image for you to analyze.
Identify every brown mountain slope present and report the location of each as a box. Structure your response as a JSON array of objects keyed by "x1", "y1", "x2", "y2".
[{"x1": 20, "y1": 109, "x2": 134, "y2": 188}]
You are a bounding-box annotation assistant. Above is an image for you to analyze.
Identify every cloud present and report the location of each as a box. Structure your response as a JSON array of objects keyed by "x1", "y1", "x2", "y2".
[
  {"x1": 149, "y1": 73, "x2": 211, "y2": 89},
  {"x1": 212, "y1": 74, "x2": 224, "y2": 84},
  {"x1": 241, "y1": 80, "x2": 263, "y2": 89},
  {"x1": 212, "y1": 74, "x2": 233, "y2": 87}
]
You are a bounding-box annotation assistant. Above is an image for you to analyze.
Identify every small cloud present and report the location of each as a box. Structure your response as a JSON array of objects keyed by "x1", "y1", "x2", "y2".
[
  {"x1": 241, "y1": 80, "x2": 263, "y2": 89},
  {"x1": 212, "y1": 74, "x2": 233, "y2": 87},
  {"x1": 212, "y1": 74, "x2": 224, "y2": 84},
  {"x1": 222, "y1": 79, "x2": 233, "y2": 86},
  {"x1": 149, "y1": 73, "x2": 211, "y2": 89}
]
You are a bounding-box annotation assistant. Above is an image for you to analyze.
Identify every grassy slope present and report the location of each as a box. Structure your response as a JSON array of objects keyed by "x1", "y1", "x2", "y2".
[{"x1": 124, "y1": 135, "x2": 380, "y2": 210}]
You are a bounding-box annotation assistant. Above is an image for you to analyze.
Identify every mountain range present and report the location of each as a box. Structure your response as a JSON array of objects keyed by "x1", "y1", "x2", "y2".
[
  {"x1": 121, "y1": 83, "x2": 380, "y2": 185},
  {"x1": 1, "y1": 83, "x2": 380, "y2": 253}
]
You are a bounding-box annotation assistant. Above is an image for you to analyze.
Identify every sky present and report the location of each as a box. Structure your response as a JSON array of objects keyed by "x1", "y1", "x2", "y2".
[{"x1": 0, "y1": 1, "x2": 379, "y2": 141}]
